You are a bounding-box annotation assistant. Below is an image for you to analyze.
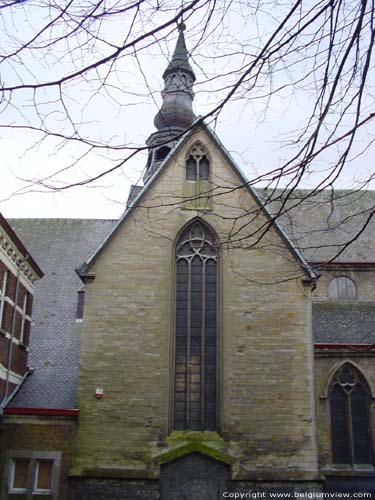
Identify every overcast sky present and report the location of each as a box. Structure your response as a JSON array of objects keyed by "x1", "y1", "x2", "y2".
[{"x1": 1, "y1": 1, "x2": 373, "y2": 219}]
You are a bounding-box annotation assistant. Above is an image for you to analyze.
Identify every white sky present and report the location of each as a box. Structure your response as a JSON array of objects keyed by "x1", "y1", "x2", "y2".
[{"x1": 0, "y1": 1, "x2": 374, "y2": 219}]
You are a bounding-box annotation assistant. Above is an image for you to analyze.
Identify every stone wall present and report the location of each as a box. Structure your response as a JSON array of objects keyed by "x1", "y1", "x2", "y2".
[
  {"x1": 68, "y1": 478, "x2": 159, "y2": 500},
  {"x1": 72, "y1": 127, "x2": 318, "y2": 482},
  {"x1": 313, "y1": 268, "x2": 375, "y2": 301}
]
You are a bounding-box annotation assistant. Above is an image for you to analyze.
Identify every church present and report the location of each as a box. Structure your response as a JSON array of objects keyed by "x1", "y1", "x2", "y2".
[{"x1": 0, "y1": 24, "x2": 375, "y2": 499}]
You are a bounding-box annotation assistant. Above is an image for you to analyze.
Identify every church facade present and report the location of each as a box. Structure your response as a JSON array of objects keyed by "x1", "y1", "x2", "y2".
[{"x1": 1, "y1": 25, "x2": 375, "y2": 499}]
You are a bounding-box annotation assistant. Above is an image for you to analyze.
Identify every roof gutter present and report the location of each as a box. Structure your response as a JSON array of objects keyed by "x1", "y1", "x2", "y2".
[{"x1": 4, "y1": 408, "x2": 79, "y2": 417}]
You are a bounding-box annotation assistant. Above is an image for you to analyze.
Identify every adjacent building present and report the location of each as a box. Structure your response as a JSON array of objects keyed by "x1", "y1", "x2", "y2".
[{"x1": 0, "y1": 213, "x2": 43, "y2": 407}]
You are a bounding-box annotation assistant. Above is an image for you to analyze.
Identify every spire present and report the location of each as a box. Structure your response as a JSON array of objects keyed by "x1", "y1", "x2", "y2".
[
  {"x1": 143, "y1": 23, "x2": 196, "y2": 182},
  {"x1": 154, "y1": 22, "x2": 196, "y2": 131},
  {"x1": 162, "y1": 22, "x2": 196, "y2": 89}
]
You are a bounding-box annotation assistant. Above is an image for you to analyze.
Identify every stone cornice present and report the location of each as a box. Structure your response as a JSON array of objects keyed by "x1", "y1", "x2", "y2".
[{"x1": 0, "y1": 226, "x2": 40, "y2": 286}]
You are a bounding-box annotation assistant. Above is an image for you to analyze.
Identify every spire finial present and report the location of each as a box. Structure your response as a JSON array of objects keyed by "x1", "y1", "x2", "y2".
[{"x1": 178, "y1": 21, "x2": 186, "y2": 32}]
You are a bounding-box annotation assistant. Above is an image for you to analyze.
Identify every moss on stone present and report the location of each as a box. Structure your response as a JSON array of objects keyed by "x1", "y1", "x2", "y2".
[{"x1": 153, "y1": 432, "x2": 235, "y2": 465}]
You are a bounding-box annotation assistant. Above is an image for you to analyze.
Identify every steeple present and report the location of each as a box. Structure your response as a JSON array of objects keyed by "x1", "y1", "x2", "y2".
[{"x1": 143, "y1": 23, "x2": 196, "y2": 182}]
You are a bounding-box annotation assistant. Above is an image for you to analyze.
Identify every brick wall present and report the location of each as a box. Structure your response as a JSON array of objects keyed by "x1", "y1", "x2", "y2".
[
  {"x1": 0, "y1": 258, "x2": 34, "y2": 401},
  {"x1": 0, "y1": 415, "x2": 76, "y2": 500}
]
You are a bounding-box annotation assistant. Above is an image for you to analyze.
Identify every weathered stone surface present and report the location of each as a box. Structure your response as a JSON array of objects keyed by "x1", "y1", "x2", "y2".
[
  {"x1": 68, "y1": 478, "x2": 159, "y2": 500},
  {"x1": 72, "y1": 127, "x2": 317, "y2": 480}
]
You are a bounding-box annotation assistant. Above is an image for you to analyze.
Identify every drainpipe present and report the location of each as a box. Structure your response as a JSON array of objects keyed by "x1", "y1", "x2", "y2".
[
  {"x1": 3, "y1": 254, "x2": 28, "y2": 405},
  {"x1": 0, "y1": 369, "x2": 33, "y2": 431}
]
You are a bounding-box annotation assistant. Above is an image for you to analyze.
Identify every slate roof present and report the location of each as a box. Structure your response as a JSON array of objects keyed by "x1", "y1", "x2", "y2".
[
  {"x1": 6, "y1": 187, "x2": 375, "y2": 409},
  {"x1": 263, "y1": 188, "x2": 375, "y2": 262},
  {"x1": 313, "y1": 302, "x2": 375, "y2": 344},
  {"x1": 163, "y1": 24, "x2": 196, "y2": 81},
  {"x1": 267, "y1": 189, "x2": 375, "y2": 345},
  {"x1": 7, "y1": 218, "x2": 116, "y2": 409}
]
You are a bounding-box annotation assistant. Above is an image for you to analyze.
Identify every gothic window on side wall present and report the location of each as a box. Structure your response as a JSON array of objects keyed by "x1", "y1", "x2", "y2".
[
  {"x1": 329, "y1": 363, "x2": 373, "y2": 466},
  {"x1": 173, "y1": 220, "x2": 218, "y2": 431}
]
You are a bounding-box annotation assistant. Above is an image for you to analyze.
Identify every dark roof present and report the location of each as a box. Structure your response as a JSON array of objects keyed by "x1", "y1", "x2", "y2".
[
  {"x1": 7, "y1": 219, "x2": 116, "y2": 409},
  {"x1": 163, "y1": 25, "x2": 195, "y2": 81},
  {"x1": 313, "y1": 301, "x2": 375, "y2": 344},
  {"x1": 264, "y1": 189, "x2": 375, "y2": 262}
]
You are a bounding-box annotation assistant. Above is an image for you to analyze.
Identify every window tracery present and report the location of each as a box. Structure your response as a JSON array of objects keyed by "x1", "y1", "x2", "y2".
[
  {"x1": 186, "y1": 142, "x2": 210, "y2": 181},
  {"x1": 329, "y1": 363, "x2": 373, "y2": 465},
  {"x1": 173, "y1": 220, "x2": 218, "y2": 431}
]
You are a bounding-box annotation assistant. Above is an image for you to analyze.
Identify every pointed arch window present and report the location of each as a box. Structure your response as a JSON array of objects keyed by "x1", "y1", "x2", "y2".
[
  {"x1": 173, "y1": 221, "x2": 218, "y2": 431},
  {"x1": 186, "y1": 142, "x2": 210, "y2": 181},
  {"x1": 183, "y1": 143, "x2": 212, "y2": 210},
  {"x1": 329, "y1": 363, "x2": 373, "y2": 465}
]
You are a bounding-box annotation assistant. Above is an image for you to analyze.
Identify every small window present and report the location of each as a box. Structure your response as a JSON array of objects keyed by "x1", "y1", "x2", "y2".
[
  {"x1": 329, "y1": 276, "x2": 357, "y2": 300},
  {"x1": 7, "y1": 452, "x2": 60, "y2": 497},
  {"x1": 76, "y1": 290, "x2": 85, "y2": 321},
  {"x1": 11, "y1": 459, "x2": 30, "y2": 492},
  {"x1": 186, "y1": 155, "x2": 196, "y2": 180},
  {"x1": 199, "y1": 155, "x2": 209, "y2": 180},
  {"x1": 185, "y1": 142, "x2": 210, "y2": 181},
  {"x1": 34, "y1": 460, "x2": 53, "y2": 492}
]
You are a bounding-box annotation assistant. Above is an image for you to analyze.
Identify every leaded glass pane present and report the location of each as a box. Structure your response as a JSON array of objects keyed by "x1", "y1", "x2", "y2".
[
  {"x1": 204, "y1": 260, "x2": 217, "y2": 430},
  {"x1": 191, "y1": 222, "x2": 204, "y2": 240},
  {"x1": 329, "y1": 364, "x2": 373, "y2": 466},
  {"x1": 186, "y1": 156, "x2": 196, "y2": 181},
  {"x1": 351, "y1": 385, "x2": 373, "y2": 464},
  {"x1": 174, "y1": 221, "x2": 218, "y2": 431},
  {"x1": 179, "y1": 243, "x2": 194, "y2": 256},
  {"x1": 199, "y1": 156, "x2": 210, "y2": 180},
  {"x1": 339, "y1": 365, "x2": 355, "y2": 386},
  {"x1": 330, "y1": 384, "x2": 350, "y2": 464},
  {"x1": 174, "y1": 259, "x2": 188, "y2": 430}
]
